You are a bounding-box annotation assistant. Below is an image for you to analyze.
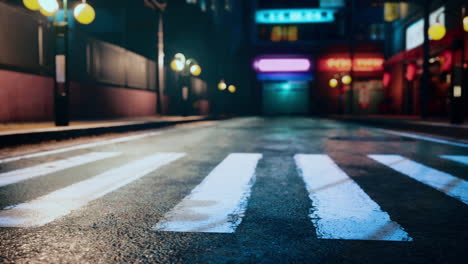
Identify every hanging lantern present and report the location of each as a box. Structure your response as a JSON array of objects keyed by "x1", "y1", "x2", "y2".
[
  {"x1": 428, "y1": 23, "x2": 446, "y2": 40},
  {"x1": 74, "y1": 1, "x2": 96, "y2": 24},
  {"x1": 38, "y1": 0, "x2": 59, "y2": 16}
]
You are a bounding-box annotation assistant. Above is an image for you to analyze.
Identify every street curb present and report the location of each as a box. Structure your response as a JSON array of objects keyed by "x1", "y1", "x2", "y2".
[
  {"x1": 0, "y1": 117, "x2": 216, "y2": 147},
  {"x1": 329, "y1": 116, "x2": 468, "y2": 140}
]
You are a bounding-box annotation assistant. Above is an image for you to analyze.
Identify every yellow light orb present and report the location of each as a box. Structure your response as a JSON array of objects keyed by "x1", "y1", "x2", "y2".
[
  {"x1": 329, "y1": 78, "x2": 338, "y2": 88},
  {"x1": 170, "y1": 59, "x2": 184, "y2": 72},
  {"x1": 342, "y1": 75, "x2": 352, "y2": 85},
  {"x1": 463, "y1": 16, "x2": 468, "y2": 32},
  {"x1": 190, "y1": 64, "x2": 202, "y2": 76},
  {"x1": 218, "y1": 81, "x2": 227, "y2": 91},
  {"x1": 38, "y1": 0, "x2": 59, "y2": 15},
  {"x1": 23, "y1": 0, "x2": 40, "y2": 11},
  {"x1": 174, "y1": 53, "x2": 186, "y2": 64},
  {"x1": 228, "y1": 85, "x2": 237, "y2": 93},
  {"x1": 428, "y1": 23, "x2": 446, "y2": 40},
  {"x1": 74, "y1": 2, "x2": 96, "y2": 25}
]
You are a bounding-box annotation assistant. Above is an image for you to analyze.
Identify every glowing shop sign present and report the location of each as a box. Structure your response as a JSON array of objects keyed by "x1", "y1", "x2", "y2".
[
  {"x1": 255, "y1": 9, "x2": 336, "y2": 24},
  {"x1": 318, "y1": 58, "x2": 384, "y2": 72},
  {"x1": 254, "y1": 58, "x2": 312, "y2": 73}
]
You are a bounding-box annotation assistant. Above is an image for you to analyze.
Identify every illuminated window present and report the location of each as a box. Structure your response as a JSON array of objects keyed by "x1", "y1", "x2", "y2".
[
  {"x1": 271, "y1": 26, "x2": 283, "y2": 42},
  {"x1": 269, "y1": 26, "x2": 299, "y2": 42},
  {"x1": 287, "y1": 26, "x2": 298, "y2": 41}
]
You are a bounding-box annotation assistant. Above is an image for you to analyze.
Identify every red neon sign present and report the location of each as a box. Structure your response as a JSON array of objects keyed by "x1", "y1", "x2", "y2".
[{"x1": 319, "y1": 58, "x2": 384, "y2": 72}]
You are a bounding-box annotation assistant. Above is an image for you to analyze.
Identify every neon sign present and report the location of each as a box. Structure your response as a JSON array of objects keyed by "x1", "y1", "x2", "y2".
[
  {"x1": 318, "y1": 58, "x2": 384, "y2": 72},
  {"x1": 254, "y1": 58, "x2": 312, "y2": 73},
  {"x1": 255, "y1": 9, "x2": 336, "y2": 24}
]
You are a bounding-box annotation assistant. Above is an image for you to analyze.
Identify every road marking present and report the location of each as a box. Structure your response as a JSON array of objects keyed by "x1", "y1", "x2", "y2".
[
  {"x1": 0, "y1": 131, "x2": 162, "y2": 164},
  {"x1": 379, "y1": 129, "x2": 468, "y2": 148},
  {"x1": 369, "y1": 155, "x2": 468, "y2": 205},
  {"x1": 0, "y1": 153, "x2": 185, "y2": 227},
  {"x1": 295, "y1": 154, "x2": 412, "y2": 241},
  {"x1": 0, "y1": 152, "x2": 120, "y2": 187},
  {"x1": 440, "y1": 155, "x2": 468, "y2": 166},
  {"x1": 154, "y1": 153, "x2": 262, "y2": 233}
]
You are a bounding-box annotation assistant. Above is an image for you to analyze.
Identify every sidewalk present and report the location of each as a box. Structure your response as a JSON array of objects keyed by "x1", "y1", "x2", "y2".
[
  {"x1": 329, "y1": 115, "x2": 468, "y2": 140},
  {"x1": 0, "y1": 116, "x2": 213, "y2": 147}
]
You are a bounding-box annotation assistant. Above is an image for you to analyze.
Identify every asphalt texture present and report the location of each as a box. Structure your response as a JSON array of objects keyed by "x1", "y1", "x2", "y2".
[{"x1": 0, "y1": 117, "x2": 467, "y2": 264}]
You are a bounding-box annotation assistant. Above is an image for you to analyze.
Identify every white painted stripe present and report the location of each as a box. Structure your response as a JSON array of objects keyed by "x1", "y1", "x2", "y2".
[
  {"x1": 380, "y1": 129, "x2": 468, "y2": 148},
  {"x1": 0, "y1": 153, "x2": 185, "y2": 227},
  {"x1": 154, "y1": 153, "x2": 262, "y2": 233},
  {"x1": 440, "y1": 155, "x2": 468, "y2": 166},
  {"x1": 0, "y1": 152, "x2": 120, "y2": 187},
  {"x1": 0, "y1": 131, "x2": 162, "y2": 164},
  {"x1": 295, "y1": 154, "x2": 412, "y2": 241},
  {"x1": 369, "y1": 155, "x2": 468, "y2": 205}
]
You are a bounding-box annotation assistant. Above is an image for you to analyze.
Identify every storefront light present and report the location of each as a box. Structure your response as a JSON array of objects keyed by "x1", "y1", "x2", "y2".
[
  {"x1": 341, "y1": 75, "x2": 352, "y2": 85},
  {"x1": 329, "y1": 78, "x2": 338, "y2": 88}
]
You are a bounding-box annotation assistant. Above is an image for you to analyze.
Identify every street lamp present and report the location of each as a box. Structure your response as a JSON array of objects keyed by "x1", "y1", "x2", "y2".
[
  {"x1": 23, "y1": 0, "x2": 96, "y2": 126},
  {"x1": 217, "y1": 80, "x2": 227, "y2": 91},
  {"x1": 169, "y1": 53, "x2": 202, "y2": 116},
  {"x1": 228, "y1": 85, "x2": 237, "y2": 93}
]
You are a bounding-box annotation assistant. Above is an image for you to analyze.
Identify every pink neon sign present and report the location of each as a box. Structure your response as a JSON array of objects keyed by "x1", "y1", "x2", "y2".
[{"x1": 254, "y1": 58, "x2": 311, "y2": 72}]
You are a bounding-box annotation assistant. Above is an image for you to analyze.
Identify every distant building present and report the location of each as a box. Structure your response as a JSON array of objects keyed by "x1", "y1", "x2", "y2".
[{"x1": 250, "y1": 0, "x2": 386, "y2": 115}]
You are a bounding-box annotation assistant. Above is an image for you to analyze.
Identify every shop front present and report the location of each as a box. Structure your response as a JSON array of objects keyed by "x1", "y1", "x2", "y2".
[
  {"x1": 316, "y1": 53, "x2": 385, "y2": 114},
  {"x1": 384, "y1": 28, "x2": 467, "y2": 117}
]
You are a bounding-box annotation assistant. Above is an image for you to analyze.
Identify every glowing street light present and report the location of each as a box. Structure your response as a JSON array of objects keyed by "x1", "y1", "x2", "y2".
[
  {"x1": 23, "y1": 0, "x2": 40, "y2": 11},
  {"x1": 189, "y1": 64, "x2": 202, "y2": 76},
  {"x1": 329, "y1": 78, "x2": 338, "y2": 88},
  {"x1": 23, "y1": 0, "x2": 97, "y2": 126},
  {"x1": 341, "y1": 75, "x2": 352, "y2": 85},
  {"x1": 170, "y1": 59, "x2": 184, "y2": 72},
  {"x1": 218, "y1": 80, "x2": 227, "y2": 91},
  {"x1": 228, "y1": 85, "x2": 237, "y2": 93},
  {"x1": 38, "y1": 0, "x2": 59, "y2": 16},
  {"x1": 73, "y1": 1, "x2": 96, "y2": 24},
  {"x1": 464, "y1": 16, "x2": 468, "y2": 32}
]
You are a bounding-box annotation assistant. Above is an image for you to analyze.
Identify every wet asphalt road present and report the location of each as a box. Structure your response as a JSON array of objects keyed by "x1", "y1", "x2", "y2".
[{"x1": 0, "y1": 117, "x2": 467, "y2": 264}]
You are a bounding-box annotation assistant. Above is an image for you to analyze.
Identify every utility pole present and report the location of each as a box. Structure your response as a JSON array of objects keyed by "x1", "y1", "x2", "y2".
[
  {"x1": 144, "y1": 0, "x2": 167, "y2": 115},
  {"x1": 348, "y1": 0, "x2": 355, "y2": 115},
  {"x1": 54, "y1": 0, "x2": 70, "y2": 126},
  {"x1": 421, "y1": 0, "x2": 431, "y2": 119}
]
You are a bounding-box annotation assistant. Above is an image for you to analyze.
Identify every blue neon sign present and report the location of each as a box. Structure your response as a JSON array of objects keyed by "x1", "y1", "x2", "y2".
[{"x1": 255, "y1": 9, "x2": 336, "y2": 24}]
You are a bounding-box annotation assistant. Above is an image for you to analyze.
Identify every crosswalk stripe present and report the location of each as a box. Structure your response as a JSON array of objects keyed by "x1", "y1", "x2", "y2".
[
  {"x1": 0, "y1": 152, "x2": 120, "y2": 187},
  {"x1": 295, "y1": 154, "x2": 412, "y2": 241},
  {"x1": 379, "y1": 129, "x2": 468, "y2": 148},
  {"x1": 0, "y1": 152, "x2": 185, "y2": 227},
  {"x1": 440, "y1": 155, "x2": 468, "y2": 166},
  {"x1": 369, "y1": 155, "x2": 468, "y2": 205},
  {"x1": 154, "y1": 153, "x2": 262, "y2": 233},
  {"x1": 0, "y1": 131, "x2": 162, "y2": 164}
]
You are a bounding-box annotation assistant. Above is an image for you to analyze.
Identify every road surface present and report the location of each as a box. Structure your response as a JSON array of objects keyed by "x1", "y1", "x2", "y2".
[{"x1": 0, "y1": 117, "x2": 467, "y2": 263}]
